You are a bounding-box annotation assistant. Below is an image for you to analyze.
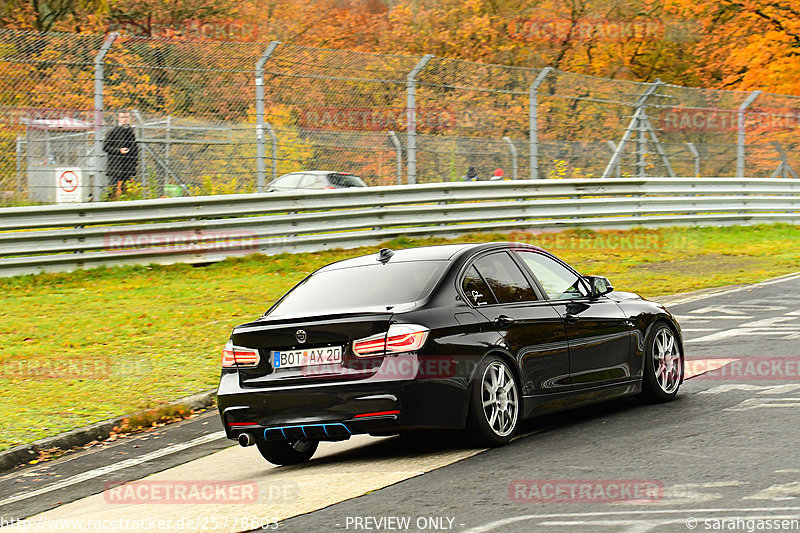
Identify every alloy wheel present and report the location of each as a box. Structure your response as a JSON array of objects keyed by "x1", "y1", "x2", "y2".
[
  {"x1": 653, "y1": 327, "x2": 681, "y2": 394},
  {"x1": 481, "y1": 361, "x2": 519, "y2": 437}
]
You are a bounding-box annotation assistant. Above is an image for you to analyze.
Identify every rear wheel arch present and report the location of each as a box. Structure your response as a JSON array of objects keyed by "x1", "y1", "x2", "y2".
[
  {"x1": 471, "y1": 349, "x2": 522, "y2": 388},
  {"x1": 466, "y1": 349, "x2": 524, "y2": 408},
  {"x1": 465, "y1": 352, "x2": 522, "y2": 445}
]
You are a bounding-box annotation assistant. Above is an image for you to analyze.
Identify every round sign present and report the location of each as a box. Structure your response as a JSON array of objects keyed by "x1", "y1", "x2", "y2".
[{"x1": 59, "y1": 171, "x2": 79, "y2": 193}]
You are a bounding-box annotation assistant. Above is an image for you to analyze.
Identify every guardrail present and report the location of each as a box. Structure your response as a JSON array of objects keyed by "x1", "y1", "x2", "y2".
[{"x1": 1, "y1": 178, "x2": 799, "y2": 278}]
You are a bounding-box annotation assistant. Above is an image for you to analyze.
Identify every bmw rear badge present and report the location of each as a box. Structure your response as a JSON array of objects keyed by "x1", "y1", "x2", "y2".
[{"x1": 295, "y1": 329, "x2": 307, "y2": 344}]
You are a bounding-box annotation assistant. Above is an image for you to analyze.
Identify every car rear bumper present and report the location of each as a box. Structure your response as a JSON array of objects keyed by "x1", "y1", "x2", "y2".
[{"x1": 217, "y1": 370, "x2": 469, "y2": 442}]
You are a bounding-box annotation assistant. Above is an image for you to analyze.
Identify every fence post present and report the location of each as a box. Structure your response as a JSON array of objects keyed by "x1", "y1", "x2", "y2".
[
  {"x1": 165, "y1": 115, "x2": 171, "y2": 193},
  {"x1": 255, "y1": 41, "x2": 281, "y2": 192},
  {"x1": 686, "y1": 142, "x2": 700, "y2": 177},
  {"x1": 603, "y1": 80, "x2": 662, "y2": 179},
  {"x1": 770, "y1": 141, "x2": 798, "y2": 179},
  {"x1": 636, "y1": 80, "x2": 661, "y2": 178},
  {"x1": 406, "y1": 54, "x2": 434, "y2": 185},
  {"x1": 529, "y1": 67, "x2": 552, "y2": 180},
  {"x1": 388, "y1": 131, "x2": 403, "y2": 185},
  {"x1": 502, "y1": 137, "x2": 518, "y2": 180},
  {"x1": 737, "y1": 90, "x2": 761, "y2": 178},
  {"x1": 15, "y1": 137, "x2": 22, "y2": 197},
  {"x1": 606, "y1": 141, "x2": 621, "y2": 178},
  {"x1": 92, "y1": 32, "x2": 118, "y2": 202},
  {"x1": 138, "y1": 118, "x2": 145, "y2": 195},
  {"x1": 264, "y1": 122, "x2": 278, "y2": 183}
]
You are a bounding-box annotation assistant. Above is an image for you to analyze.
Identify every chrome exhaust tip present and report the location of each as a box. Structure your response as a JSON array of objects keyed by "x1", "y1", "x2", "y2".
[{"x1": 238, "y1": 432, "x2": 255, "y2": 447}]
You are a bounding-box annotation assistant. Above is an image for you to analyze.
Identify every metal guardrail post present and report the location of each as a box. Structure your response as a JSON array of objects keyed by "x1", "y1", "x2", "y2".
[
  {"x1": 406, "y1": 54, "x2": 434, "y2": 185},
  {"x1": 92, "y1": 32, "x2": 119, "y2": 202},
  {"x1": 529, "y1": 67, "x2": 552, "y2": 180},
  {"x1": 264, "y1": 122, "x2": 278, "y2": 183},
  {"x1": 737, "y1": 90, "x2": 761, "y2": 178},
  {"x1": 255, "y1": 41, "x2": 281, "y2": 193},
  {"x1": 502, "y1": 137, "x2": 518, "y2": 180},
  {"x1": 686, "y1": 142, "x2": 700, "y2": 177},
  {"x1": 388, "y1": 131, "x2": 403, "y2": 185}
]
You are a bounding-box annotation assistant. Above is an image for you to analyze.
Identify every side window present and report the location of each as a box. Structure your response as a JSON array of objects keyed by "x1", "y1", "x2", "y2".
[
  {"x1": 517, "y1": 252, "x2": 589, "y2": 300},
  {"x1": 301, "y1": 174, "x2": 325, "y2": 188},
  {"x1": 273, "y1": 174, "x2": 302, "y2": 189},
  {"x1": 462, "y1": 265, "x2": 497, "y2": 306},
  {"x1": 329, "y1": 173, "x2": 366, "y2": 188},
  {"x1": 472, "y1": 252, "x2": 537, "y2": 304}
]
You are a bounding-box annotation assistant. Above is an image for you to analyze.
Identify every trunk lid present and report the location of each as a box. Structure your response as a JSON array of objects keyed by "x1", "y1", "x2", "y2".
[{"x1": 231, "y1": 310, "x2": 393, "y2": 387}]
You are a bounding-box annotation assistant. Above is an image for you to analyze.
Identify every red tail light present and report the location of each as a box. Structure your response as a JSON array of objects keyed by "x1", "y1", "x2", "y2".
[
  {"x1": 352, "y1": 324, "x2": 429, "y2": 358},
  {"x1": 221, "y1": 340, "x2": 260, "y2": 368}
]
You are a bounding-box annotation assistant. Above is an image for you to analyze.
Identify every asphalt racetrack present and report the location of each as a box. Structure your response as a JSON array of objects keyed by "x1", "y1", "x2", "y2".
[{"x1": 2, "y1": 274, "x2": 800, "y2": 533}]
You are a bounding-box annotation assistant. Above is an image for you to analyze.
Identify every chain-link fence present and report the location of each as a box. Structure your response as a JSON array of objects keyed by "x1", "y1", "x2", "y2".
[{"x1": 1, "y1": 29, "x2": 798, "y2": 204}]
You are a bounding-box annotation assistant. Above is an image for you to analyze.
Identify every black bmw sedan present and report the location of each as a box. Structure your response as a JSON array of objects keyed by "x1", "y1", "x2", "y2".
[{"x1": 217, "y1": 242, "x2": 683, "y2": 465}]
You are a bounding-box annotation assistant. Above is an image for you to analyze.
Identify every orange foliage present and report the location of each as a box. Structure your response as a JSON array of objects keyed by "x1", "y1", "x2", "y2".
[{"x1": 1, "y1": 0, "x2": 798, "y2": 94}]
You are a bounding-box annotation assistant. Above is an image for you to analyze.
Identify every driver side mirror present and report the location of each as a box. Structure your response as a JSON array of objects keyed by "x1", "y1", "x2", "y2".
[{"x1": 585, "y1": 275, "x2": 614, "y2": 298}]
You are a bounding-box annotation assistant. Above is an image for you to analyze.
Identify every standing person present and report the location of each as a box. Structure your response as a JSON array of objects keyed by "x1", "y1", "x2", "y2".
[{"x1": 103, "y1": 111, "x2": 138, "y2": 198}]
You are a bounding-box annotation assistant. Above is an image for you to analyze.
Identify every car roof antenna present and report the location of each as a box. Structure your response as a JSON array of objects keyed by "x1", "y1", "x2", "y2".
[{"x1": 377, "y1": 248, "x2": 394, "y2": 264}]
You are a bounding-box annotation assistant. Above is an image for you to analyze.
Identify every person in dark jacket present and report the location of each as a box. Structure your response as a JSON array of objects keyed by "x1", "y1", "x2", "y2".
[{"x1": 103, "y1": 111, "x2": 138, "y2": 197}]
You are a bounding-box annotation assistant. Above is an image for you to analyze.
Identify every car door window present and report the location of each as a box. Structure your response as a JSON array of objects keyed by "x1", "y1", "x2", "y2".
[
  {"x1": 272, "y1": 173, "x2": 302, "y2": 189},
  {"x1": 517, "y1": 252, "x2": 589, "y2": 300},
  {"x1": 328, "y1": 173, "x2": 366, "y2": 188},
  {"x1": 300, "y1": 174, "x2": 325, "y2": 188},
  {"x1": 472, "y1": 252, "x2": 537, "y2": 304},
  {"x1": 461, "y1": 265, "x2": 497, "y2": 306}
]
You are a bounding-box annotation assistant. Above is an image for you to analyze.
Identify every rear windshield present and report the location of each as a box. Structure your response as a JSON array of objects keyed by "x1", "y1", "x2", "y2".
[
  {"x1": 328, "y1": 173, "x2": 366, "y2": 188},
  {"x1": 268, "y1": 261, "x2": 446, "y2": 316}
]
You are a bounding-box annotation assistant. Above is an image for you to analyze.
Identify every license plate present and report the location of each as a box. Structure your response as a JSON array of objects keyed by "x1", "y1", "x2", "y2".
[{"x1": 271, "y1": 346, "x2": 343, "y2": 369}]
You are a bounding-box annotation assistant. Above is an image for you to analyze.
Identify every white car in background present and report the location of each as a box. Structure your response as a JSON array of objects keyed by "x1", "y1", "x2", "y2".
[{"x1": 267, "y1": 171, "x2": 367, "y2": 192}]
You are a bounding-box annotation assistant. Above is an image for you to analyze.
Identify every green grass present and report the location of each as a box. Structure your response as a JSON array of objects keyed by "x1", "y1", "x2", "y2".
[{"x1": 1, "y1": 224, "x2": 800, "y2": 452}]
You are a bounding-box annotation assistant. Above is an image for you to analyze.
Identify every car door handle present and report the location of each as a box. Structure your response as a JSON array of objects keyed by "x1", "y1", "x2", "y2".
[
  {"x1": 494, "y1": 315, "x2": 515, "y2": 327},
  {"x1": 564, "y1": 313, "x2": 579, "y2": 325}
]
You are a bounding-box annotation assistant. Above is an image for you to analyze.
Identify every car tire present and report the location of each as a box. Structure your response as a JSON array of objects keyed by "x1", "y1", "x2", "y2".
[
  {"x1": 255, "y1": 439, "x2": 318, "y2": 466},
  {"x1": 466, "y1": 355, "x2": 520, "y2": 446},
  {"x1": 640, "y1": 322, "x2": 682, "y2": 403}
]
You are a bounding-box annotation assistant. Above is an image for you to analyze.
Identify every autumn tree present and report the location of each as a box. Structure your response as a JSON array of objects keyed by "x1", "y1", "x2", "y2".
[
  {"x1": 661, "y1": 0, "x2": 800, "y2": 94},
  {"x1": 0, "y1": 0, "x2": 106, "y2": 32}
]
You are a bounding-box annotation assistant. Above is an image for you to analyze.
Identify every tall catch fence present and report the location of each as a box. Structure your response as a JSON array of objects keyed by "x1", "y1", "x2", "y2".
[{"x1": 1, "y1": 29, "x2": 798, "y2": 204}]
